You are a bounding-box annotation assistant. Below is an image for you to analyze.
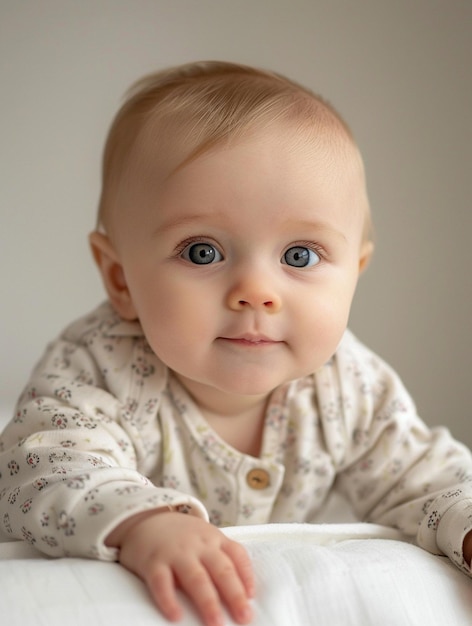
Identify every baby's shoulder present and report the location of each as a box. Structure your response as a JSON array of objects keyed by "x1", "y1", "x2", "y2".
[
  {"x1": 317, "y1": 329, "x2": 404, "y2": 395},
  {"x1": 334, "y1": 329, "x2": 388, "y2": 372},
  {"x1": 60, "y1": 301, "x2": 144, "y2": 347}
]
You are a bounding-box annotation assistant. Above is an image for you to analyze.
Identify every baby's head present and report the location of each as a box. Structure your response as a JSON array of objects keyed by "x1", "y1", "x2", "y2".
[
  {"x1": 96, "y1": 61, "x2": 372, "y2": 244},
  {"x1": 91, "y1": 61, "x2": 374, "y2": 400}
]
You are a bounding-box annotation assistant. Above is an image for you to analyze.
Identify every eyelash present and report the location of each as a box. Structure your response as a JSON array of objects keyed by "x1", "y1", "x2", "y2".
[
  {"x1": 173, "y1": 237, "x2": 326, "y2": 265},
  {"x1": 287, "y1": 241, "x2": 326, "y2": 260},
  {"x1": 173, "y1": 236, "x2": 221, "y2": 257}
]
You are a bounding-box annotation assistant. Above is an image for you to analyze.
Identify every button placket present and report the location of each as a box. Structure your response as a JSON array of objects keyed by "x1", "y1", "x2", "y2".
[{"x1": 236, "y1": 458, "x2": 285, "y2": 524}]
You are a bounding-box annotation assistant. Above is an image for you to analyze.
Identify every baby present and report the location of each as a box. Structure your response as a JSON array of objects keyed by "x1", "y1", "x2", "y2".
[{"x1": 2, "y1": 60, "x2": 472, "y2": 626}]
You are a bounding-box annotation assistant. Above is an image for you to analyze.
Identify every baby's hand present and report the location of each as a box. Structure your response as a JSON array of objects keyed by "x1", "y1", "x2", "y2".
[{"x1": 106, "y1": 510, "x2": 255, "y2": 626}]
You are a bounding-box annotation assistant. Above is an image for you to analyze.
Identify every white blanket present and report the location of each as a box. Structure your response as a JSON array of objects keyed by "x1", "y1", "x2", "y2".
[{"x1": 2, "y1": 522, "x2": 472, "y2": 625}]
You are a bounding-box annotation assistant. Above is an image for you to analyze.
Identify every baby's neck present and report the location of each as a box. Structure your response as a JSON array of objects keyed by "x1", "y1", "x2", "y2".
[
  {"x1": 200, "y1": 400, "x2": 268, "y2": 458},
  {"x1": 174, "y1": 373, "x2": 270, "y2": 457}
]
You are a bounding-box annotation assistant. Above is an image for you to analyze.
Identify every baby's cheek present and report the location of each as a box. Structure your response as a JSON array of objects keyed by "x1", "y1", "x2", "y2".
[{"x1": 299, "y1": 305, "x2": 348, "y2": 363}]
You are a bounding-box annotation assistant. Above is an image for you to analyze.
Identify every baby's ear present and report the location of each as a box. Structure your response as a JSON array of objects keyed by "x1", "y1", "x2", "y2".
[
  {"x1": 88, "y1": 232, "x2": 137, "y2": 320},
  {"x1": 358, "y1": 240, "x2": 374, "y2": 274}
]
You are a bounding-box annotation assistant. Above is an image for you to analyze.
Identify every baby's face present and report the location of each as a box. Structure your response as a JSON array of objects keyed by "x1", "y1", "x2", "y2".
[{"x1": 109, "y1": 124, "x2": 371, "y2": 403}]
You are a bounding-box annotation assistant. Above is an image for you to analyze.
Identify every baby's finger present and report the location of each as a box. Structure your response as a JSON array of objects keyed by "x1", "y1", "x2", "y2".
[
  {"x1": 204, "y1": 551, "x2": 253, "y2": 625},
  {"x1": 175, "y1": 559, "x2": 224, "y2": 626},
  {"x1": 145, "y1": 562, "x2": 182, "y2": 623},
  {"x1": 223, "y1": 539, "x2": 255, "y2": 598}
]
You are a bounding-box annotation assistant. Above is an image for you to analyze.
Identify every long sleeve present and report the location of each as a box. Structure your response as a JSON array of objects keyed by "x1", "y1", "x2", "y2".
[
  {"x1": 314, "y1": 330, "x2": 472, "y2": 573},
  {"x1": 0, "y1": 303, "x2": 207, "y2": 560}
]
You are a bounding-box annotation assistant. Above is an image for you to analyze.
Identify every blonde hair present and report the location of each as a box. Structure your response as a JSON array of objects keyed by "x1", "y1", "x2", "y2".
[{"x1": 97, "y1": 60, "x2": 369, "y2": 238}]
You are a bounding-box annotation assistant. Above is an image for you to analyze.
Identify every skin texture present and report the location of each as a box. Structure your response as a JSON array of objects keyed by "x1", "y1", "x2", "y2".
[
  {"x1": 93, "y1": 125, "x2": 372, "y2": 413},
  {"x1": 92, "y1": 123, "x2": 375, "y2": 625},
  {"x1": 106, "y1": 511, "x2": 254, "y2": 626}
]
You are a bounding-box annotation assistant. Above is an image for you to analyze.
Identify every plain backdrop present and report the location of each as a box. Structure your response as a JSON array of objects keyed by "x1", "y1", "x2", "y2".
[{"x1": 1, "y1": 1, "x2": 471, "y2": 445}]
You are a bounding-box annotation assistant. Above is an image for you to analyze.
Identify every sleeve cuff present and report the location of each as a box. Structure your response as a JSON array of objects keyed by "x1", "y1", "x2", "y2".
[
  {"x1": 436, "y1": 499, "x2": 472, "y2": 575},
  {"x1": 64, "y1": 483, "x2": 209, "y2": 561}
]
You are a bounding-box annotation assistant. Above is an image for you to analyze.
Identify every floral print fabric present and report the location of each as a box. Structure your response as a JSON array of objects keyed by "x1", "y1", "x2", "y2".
[{"x1": 1, "y1": 301, "x2": 472, "y2": 575}]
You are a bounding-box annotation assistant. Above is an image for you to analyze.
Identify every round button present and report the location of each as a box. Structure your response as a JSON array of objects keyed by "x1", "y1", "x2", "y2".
[{"x1": 246, "y1": 468, "x2": 270, "y2": 490}]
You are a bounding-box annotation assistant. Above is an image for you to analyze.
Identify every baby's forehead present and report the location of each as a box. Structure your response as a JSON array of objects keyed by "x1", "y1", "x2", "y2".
[
  {"x1": 134, "y1": 119, "x2": 367, "y2": 216},
  {"x1": 99, "y1": 64, "x2": 368, "y2": 237},
  {"x1": 108, "y1": 124, "x2": 371, "y2": 256},
  {"x1": 133, "y1": 108, "x2": 360, "y2": 181},
  {"x1": 105, "y1": 104, "x2": 369, "y2": 245}
]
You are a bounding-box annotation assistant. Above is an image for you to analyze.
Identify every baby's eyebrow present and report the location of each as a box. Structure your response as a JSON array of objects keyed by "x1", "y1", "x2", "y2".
[
  {"x1": 153, "y1": 213, "x2": 348, "y2": 244},
  {"x1": 284, "y1": 219, "x2": 348, "y2": 243},
  {"x1": 153, "y1": 211, "x2": 220, "y2": 236}
]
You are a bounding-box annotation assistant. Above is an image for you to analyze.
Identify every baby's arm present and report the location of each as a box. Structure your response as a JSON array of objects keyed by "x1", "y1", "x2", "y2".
[
  {"x1": 0, "y1": 317, "x2": 254, "y2": 624},
  {"x1": 322, "y1": 331, "x2": 472, "y2": 575},
  {"x1": 106, "y1": 510, "x2": 254, "y2": 626}
]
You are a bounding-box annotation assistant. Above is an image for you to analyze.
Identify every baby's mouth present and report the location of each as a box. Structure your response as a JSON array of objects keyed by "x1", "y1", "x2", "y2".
[{"x1": 218, "y1": 334, "x2": 282, "y2": 346}]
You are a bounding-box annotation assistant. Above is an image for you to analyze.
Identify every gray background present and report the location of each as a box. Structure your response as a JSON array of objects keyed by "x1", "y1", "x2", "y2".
[{"x1": 1, "y1": 1, "x2": 471, "y2": 445}]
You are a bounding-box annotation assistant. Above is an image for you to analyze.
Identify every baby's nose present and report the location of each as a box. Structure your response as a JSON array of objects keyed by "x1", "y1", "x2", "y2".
[{"x1": 226, "y1": 277, "x2": 282, "y2": 313}]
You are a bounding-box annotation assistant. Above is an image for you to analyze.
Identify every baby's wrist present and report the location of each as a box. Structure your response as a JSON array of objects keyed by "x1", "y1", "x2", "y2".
[{"x1": 105, "y1": 507, "x2": 172, "y2": 548}]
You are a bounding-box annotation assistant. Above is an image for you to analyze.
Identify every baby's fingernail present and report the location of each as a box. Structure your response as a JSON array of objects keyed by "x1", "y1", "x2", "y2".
[
  {"x1": 208, "y1": 612, "x2": 224, "y2": 626},
  {"x1": 238, "y1": 605, "x2": 253, "y2": 623}
]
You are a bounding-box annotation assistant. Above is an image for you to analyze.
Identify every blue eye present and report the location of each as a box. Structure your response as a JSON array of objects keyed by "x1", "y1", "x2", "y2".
[
  {"x1": 282, "y1": 246, "x2": 320, "y2": 268},
  {"x1": 181, "y1": 242, "x2": 223, "y2": 265}
]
